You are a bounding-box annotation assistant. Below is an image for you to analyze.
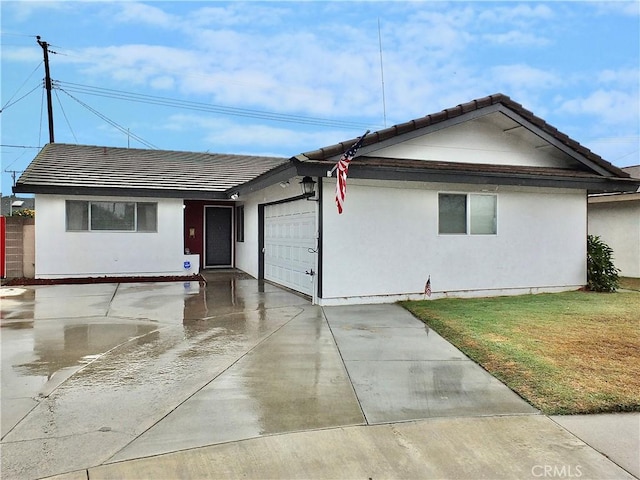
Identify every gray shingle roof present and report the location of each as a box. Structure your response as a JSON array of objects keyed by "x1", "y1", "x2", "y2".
[{"x1": 14, "y1": 143, "x2": 288, "y2": 198}]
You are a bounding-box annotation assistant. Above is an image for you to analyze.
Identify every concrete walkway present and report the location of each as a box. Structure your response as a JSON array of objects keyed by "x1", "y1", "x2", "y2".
[{"x1": 1, "y1": 276, "x2": 638, "y2": 479}]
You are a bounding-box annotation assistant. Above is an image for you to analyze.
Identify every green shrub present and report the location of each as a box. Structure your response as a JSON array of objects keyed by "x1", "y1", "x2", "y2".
[{"x1": 587, "y1": 235, "x2": 620, "y2": 292}]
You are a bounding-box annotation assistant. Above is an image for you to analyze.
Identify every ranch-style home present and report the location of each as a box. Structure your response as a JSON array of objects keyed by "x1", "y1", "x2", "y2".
[{"x1": 14, "y1": 93, "x2": 639, "y2": 305}]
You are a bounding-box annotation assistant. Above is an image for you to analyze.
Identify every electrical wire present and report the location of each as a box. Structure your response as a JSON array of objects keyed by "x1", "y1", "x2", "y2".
[
  {"x1": 0, "y1": 145, "x2": 40, "y2": 149},
  {"x1": 58, "y1": 88, "x2": 158, "y2": 149},
  {"x1": 54, "y1": 88, "x2": 78, "y2": 143},
  {"x1": 55, "y1": 80, "x2": 373, "y2": 130},
  {"x1": 0, "y1": 83, "x2": 42, "y2": 113},
  {"x1": 0, "y1": 31, "x2": 39, "y2": 38},
  {"x1": 38, "y1": 85, "x2": 45, "y2": 147},
  {"x1": 0, "y1": 61, "x2": 43, "y2": 112}
]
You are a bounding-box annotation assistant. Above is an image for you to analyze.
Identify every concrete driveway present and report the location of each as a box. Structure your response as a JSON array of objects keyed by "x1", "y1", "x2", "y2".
[{"x1": 1, "y1": 273, "x2": 637, "y2": 479}]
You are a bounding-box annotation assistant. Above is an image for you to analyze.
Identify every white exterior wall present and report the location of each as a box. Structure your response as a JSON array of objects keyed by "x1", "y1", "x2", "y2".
[
  {"x1": 371, "y1": 118, "x2": 576, "y2": 168},
  {"x1": 320, "y1": 179, "x2": 587, "y2": 305},
  {"x1": 588, "y1": 201, "x2": 640, "y2": 278},
  {"x1": 34, "y1": 194, "x2": 198, "y2": 278}
]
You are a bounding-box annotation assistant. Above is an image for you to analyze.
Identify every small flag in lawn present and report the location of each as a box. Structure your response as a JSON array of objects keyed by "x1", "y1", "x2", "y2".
[
  {"x1": 335, "y1": 130, "x2": 369, "y2": 214},
  {"x1": 424, "y1": 276, "x2": 432, "y2": 298}
]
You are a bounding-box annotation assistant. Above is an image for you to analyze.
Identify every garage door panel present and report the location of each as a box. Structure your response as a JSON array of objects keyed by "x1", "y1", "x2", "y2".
[{"x1": 264, "y1": 200, "x2": 316, "y2": 296}]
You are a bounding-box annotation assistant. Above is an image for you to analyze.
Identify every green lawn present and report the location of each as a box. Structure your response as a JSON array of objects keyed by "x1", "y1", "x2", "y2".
[{"x1": 401, "y1": 291, "x2": 640, "y2": 415}]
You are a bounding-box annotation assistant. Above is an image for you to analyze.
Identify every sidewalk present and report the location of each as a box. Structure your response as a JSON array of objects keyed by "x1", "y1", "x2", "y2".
[{"x1": 50, "y1": 414, "x2": 637, "y2": 480}]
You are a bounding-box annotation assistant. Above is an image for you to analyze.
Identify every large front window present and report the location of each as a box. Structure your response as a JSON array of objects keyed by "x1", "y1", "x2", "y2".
[
  {"x1": 66, "y1": 201, "x2": 157, "y2": 232},
  {"x1": 438, "y1": 193, "x2": 497, "y2": 235}
]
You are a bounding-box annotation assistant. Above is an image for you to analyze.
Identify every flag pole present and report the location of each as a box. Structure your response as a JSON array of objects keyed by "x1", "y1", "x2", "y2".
[{"x1": 327, "y1": 129, "x2": 370, "y2": 177}]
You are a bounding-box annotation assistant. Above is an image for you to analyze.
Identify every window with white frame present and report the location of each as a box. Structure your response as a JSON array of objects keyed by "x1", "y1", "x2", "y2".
[
  {"x1": 438, "y1": 193, "x2": 497, "y2": 235},
  {"x1": 66, "y1": 201, "x2": 157, "y2": 232}
]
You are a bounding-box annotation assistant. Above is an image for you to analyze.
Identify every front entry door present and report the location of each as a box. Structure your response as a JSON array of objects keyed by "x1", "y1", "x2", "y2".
[{"x1": 205, "y1": 206, "x2": 233, "y2": 268}]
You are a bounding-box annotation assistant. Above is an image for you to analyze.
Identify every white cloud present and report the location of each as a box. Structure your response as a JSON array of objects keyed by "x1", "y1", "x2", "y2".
[
  {"x1": 1, "y1": 46, "x2": 42, "y2": 63},
  {"x1": 559, "y1": 90, "x2": 640, "y2": 126},
  {"x1": 161, "y1": 113, "x2": 346, "y2": 154},
  {"x1": 597, "y1": 68, "x2": 639, "y2": 86},
  {"x1": 114, "y1": 2, "x2": 177, "y2": 28},
  {"x1": 478, "y1": 3, "x2": 555, "y2": 24},
  {"x1": 591, "y1": 1, "x2": 640, "y2": 17},
  {"x1": 4, "y1": 1, "x2": 72, "y2": 22},
  {"x1": 150, "y1": 76, "x2": 175, "y2": 90},
  {"x1": 481, "y1": 30, "x2": 551, "y2": 47},
  {"x1": 187, "y1": 4, "x2": 289, "y2": 28},
  {"x1": 489, "y1": 64, "x2": 559, "y2": 89}
]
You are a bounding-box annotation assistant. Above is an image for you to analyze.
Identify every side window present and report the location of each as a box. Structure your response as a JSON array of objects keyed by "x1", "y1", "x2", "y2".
[
  {"x1": 470, "y1": 195, "x2": 497, "y2": 235},
  {"x1": 91, "y1": 202, "x2": 135, "y2": 230},
  {"x1": 438, "y1": 193, "x2": 497, "y2": 235},
  {"x1": 137, "y1": 203, "x2": 158, "y2": 232},
  {"x1": 438, "y1": 193, "x2": 467, "y2": 234},
  {"x1": 66, "y1": 200, "x2": 89, "y2": 231},
  {"x1": 65, "y1": 201, "x2": 157, "y2": 232},
  {"x1": 236, "y1": 205, "x2": 245, "y2": 242}
]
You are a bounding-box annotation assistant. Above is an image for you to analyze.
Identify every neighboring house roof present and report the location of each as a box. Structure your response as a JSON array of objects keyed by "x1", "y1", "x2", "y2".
[
  {"x1": 291, "y1": 93, "x2": 637, "y2": 194},
  {"x1": 588, "y1": 166, "x2": 640, "y2": 203},
  {"x1": 622, "y1": 165, "x2": 640, "y2": 179},
  {"x1": 14, "y1": 143, "x2": 289, "y2": 199}
]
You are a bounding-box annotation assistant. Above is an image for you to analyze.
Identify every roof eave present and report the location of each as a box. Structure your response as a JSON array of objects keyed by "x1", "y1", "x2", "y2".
[
  {"x1": 13, "y1": 184, "x2": 229, "y2": 200},
  {"x1": 294, "y1": 162, "x2": 640, "y2": 193}
]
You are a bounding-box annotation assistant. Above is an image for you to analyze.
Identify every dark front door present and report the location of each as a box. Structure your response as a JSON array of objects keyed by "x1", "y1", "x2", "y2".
[{"x1": 205, "y1": 207, "x2": 232, "y2": 268}]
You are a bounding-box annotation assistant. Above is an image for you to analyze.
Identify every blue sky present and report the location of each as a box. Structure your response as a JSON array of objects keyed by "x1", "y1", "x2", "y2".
[{"x1": 2, "y1": 1, "x2": 639, "y2": 196}]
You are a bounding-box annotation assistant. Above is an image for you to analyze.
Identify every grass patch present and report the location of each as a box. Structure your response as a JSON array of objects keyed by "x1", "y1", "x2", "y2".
[
  {"x1": 620, "y1": 277, "x2": 640, "y2": 291},
  {"x1": 401, "y1": 291, "x2": 640, "y2": 415}
]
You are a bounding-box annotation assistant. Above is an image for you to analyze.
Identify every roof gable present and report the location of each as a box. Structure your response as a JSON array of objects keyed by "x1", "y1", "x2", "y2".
[
  {"x1": 369, "y1": 113, "x2": 585, "y2": 171},
  {"x1": 296, "y1": 93, "x2": 629, "y2": 179}
]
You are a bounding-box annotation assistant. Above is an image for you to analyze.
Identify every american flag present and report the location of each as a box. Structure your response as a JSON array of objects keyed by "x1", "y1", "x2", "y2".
[
  {"x1": 424, "y1": 276, "x2": 432, "y2": 298},
  {"x1": 335, "y1": 131, "x2": 369, "y2": 214}
]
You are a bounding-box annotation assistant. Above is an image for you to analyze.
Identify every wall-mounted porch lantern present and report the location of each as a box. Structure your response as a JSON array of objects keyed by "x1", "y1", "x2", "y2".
[{"x1": 300, "y1": 176, "x2": 316, "y2": 198}]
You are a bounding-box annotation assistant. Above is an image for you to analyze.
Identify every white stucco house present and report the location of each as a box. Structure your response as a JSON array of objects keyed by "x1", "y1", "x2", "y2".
[
  {"x1": 14, "y1": 93, "x2": 639, "y2": 304},
  {"x1": 588, "y1": 166, "x2": 640, "y2": 278}
]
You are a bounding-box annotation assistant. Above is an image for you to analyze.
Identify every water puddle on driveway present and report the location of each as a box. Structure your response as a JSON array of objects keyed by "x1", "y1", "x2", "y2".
[{"x1": 1, "y1": 278, "x2": 309, "y2": 480}]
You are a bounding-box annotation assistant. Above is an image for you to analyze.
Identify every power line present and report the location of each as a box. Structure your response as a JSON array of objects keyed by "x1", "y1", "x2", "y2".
[
  {"x1": 58, "y1": 88, "x2": 159, "y2": 149},
  {"x1": 0, "y1": 145, "x2": 40, "y2": 148},
  {"x1": 0, "y1": 83, "x2": 42, "y2": 113},
  {"x1": 0, "y1": 61, "x2": 43, "y2": 112},
  {"x1": 0, "y1": 31, "x2": 38, "y2": 38},
  {"x1": 55, "y1": 80, "x2": 374, "y2": 130},
  {"x1": 54, "y1": 88, "x2": 78, "y2": 143}
]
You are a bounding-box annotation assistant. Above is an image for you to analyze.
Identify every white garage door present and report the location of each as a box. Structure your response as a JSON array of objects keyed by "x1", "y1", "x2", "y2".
[{"x1": 264, "y1": 200, "x2": 317, "y2": 296}]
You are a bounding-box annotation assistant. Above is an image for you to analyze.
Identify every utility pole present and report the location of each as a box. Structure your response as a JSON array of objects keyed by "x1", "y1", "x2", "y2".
[{"x1": 36, "y1": 36, "x2": 55, "y2": 143}]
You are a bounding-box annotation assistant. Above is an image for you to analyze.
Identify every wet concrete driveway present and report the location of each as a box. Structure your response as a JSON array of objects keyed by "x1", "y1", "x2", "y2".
[{"x1": 1, "y1": 274, "x2": 633, "y2": 480}]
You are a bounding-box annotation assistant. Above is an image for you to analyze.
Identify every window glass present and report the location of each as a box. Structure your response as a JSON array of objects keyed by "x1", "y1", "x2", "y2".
[
  {"x1": 91, "y1": 202, "x2": 135, "y2": 230},
  {"x1": 66, "y1": 201, "x2": 89, "y2": 231},
  {"x1": 470, "y1": 195, "x2": 497, "y2": 234},
  {"x1": 236, "y1": 205, "x2": 245, "y2": 242},
  {"x1": 439, "y1": 194, "x2": 467, "y2": 234},
  {"x1": 136, "y1": 203, "x2": 158, "y2": 232}
]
